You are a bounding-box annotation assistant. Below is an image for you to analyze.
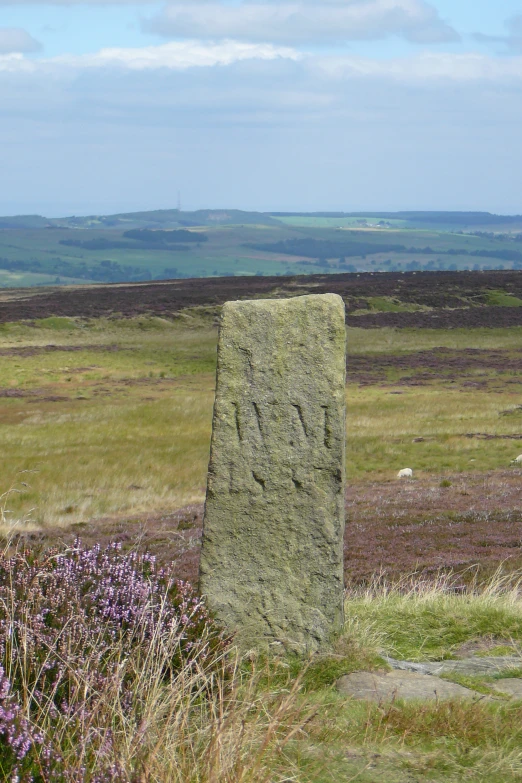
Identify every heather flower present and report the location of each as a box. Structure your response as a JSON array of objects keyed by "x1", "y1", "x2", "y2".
[{"x1": 0, "y1": 541, "x2": 230, "y2": 781}]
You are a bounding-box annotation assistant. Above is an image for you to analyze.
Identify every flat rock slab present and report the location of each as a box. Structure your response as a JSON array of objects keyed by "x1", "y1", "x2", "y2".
[
  {"x1": 385, "y1": 655, "x2": 522, "y2": 677},
  {"x1": 492, "y1": 679, "x2": 522, "y2": 699},
  {"x1": 200, "y1": 294, "x2": 346, "y2": 651},
  {"x1": 336, "y1": 671, "x2": 485, "y2": 703}
]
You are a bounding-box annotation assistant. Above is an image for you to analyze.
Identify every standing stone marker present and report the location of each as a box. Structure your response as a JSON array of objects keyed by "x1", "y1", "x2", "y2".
[{"x1": 200, "y1": 294, "x2": 346, "y2": 651}]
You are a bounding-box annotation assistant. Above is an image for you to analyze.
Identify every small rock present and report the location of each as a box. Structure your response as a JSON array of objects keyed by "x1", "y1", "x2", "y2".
[
  {"x1": 440, "y1": 657, "x2": 522, "y2": 676},
  {"x1": 493, "y1": 679, "x2": 522, "y2": 699},
  {"x1": 336, "y1": 671, "x2": 485, "y2": 703},
  {"x1": 385, "y1": 655, "x2": 522, "y2": 677}
]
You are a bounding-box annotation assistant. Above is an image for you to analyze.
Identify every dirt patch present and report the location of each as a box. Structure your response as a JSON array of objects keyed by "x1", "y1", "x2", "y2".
[
  {"x1": 0, "y1": 389, "x2": 36, "y2": 398},
  {"x1": 465, "y1": 433, "x2": 522, "y2": 440},
  {"x1": 0, "y1": 344, "x2": 121, "y2": 358},
  {"x1": 27, "y1": 395, "x2": 70, "y2": 403},
  {"x1": 13, "y1": 470, "x2": 522, "y2": 589}
]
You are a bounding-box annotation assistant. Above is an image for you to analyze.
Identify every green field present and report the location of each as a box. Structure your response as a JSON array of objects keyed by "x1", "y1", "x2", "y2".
[
  {"x1": 1, "y1": 208, "x2": 522, "y2": 286},
  {"x1": 276, "y1": 215, "x2": 410, "y2": 228}
]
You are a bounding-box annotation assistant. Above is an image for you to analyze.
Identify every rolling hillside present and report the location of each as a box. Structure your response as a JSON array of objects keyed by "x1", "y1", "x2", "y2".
[{"x1": 1, "y1": 209, "x2": 522, "y2": 287}]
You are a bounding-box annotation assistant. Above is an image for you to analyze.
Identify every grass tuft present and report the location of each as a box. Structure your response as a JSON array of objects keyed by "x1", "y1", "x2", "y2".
[
  {"x1": 362, "y1": 698, "x2": 522, "y2": 750},
  {"x1": 344, "y1": 570, "x2": 522, "y2": 661},
  {"x1": 34, "y1": 317, "x2": 78, "y2": 330},
  {"x1": 484, "y1": 290, "x2": 522, "y2": 308}
]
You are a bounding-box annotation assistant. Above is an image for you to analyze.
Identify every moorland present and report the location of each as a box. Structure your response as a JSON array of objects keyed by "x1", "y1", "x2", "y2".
[
  {"x1": 1, "y1": 208, "x2": 522, "y2": 287},
  {"x1": 1, "y1": 269, "x2": 522, "y2": 577},
  {"x1": 1, "y1": 268, "x2": 522, "y2": 782}
]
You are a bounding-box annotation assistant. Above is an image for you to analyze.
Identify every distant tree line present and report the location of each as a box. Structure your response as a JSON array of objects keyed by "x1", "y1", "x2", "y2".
[
  {"x1": 60, "y1": 238, "x2": 191, "y2": 253},
  {"x1": 0, "y1": 216, "x2": 49, "y2": 229},
  {"x1": 0, "y1": 258, "x2": 43, "y2": 272},
  {"x1": 247, "y1": 239, "x2": 522, "y2": 268},
  {"x1": 0, "y1": 257, "x2": 154, "y2": 283},
  {"x1": 247, "y1": 238, "x2": 408, "y2": 258},
  {"x1": 59, "y1": 229, "x2": 207, "y2": 252},
  {"x1": 122, "y1": 229, "x2": 207, "y2": 244},
  {"x1": 61, "y1": 238, "x2": 135, "y2": 251},
  {"x1": 0, "y1": 255, "x2": 204, "y2": 283}
]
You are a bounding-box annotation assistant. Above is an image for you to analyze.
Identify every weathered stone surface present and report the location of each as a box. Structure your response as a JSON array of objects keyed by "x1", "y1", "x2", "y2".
[
  {"x1": 200, "y1": 294, "x2": 346, "y2": 651},
  {"x1": 336, "y1": 671, "x2": 485, "y2": 703},
  {"x1": 385, "y1": 656, "x2": 522, "y2": 676},
  {"x1": 492, "y1": 679, "x2": 522, "y2": 699}
]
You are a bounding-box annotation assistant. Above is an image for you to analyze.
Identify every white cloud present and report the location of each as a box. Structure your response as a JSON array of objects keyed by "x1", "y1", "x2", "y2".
[
  {"x1": 1, "y1": 43, "x2": 521, "y2": 88},
  {"x1": 1, "y1": 36, "x2": 521, "y2": 216},
  {"x1": 315, "y1": 51, "x2": 522, "y2": 83},
  {"x1": 143, "y1": 0, "x2": 459, "y2": 45},
  {"x1": 0, "y1": 27, "x2": 41, "y2": 53},
  {"x1": 0, "y1": 0, "x2": 151, "y2": 4},
  {"x1": 0, "y1": 40, "x2": 300, "y2": 72},
  {"x1": 475, "y1": 15, "x2": 522, "y2": 53}
]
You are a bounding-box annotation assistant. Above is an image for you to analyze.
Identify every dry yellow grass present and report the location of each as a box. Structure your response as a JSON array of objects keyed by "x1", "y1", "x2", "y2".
[{"x1": 347, "y1": 384, "x2": 522, "y2": 480}]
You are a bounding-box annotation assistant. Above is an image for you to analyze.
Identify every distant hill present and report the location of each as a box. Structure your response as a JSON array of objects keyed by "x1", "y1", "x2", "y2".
[
  {"x1": 2, "y1": 209, "x2": 521, "y2": 232},
  {"x1": 1, "y1": 207, "x2": 522, "y2": 288},
  {"x1": 0, "y1": 209, "x2": 280, "y2": 230},
  {"x1": 0, "y1": 215, "x2": 51, "y2": 229},
  {"x1": 49, "y1": 208, "x2": 279, "y2": 230}
]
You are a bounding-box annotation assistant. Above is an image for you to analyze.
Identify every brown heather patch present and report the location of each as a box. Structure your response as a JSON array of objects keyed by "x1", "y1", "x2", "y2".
[
  {"x1": 348, "y1": 347, "x2": 522, "y2": 388},
  {"x1": 1, "y1": 270, "x2": 522, "y2": 328},
  {"x1": 345, "y1": 470, "x2": 522, "y2": 583}
]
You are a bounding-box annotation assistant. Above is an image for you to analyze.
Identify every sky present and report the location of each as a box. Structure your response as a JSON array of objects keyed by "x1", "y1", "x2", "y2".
[{"x1": 1, "y1": 0, "x2": 521, "y2": 217}]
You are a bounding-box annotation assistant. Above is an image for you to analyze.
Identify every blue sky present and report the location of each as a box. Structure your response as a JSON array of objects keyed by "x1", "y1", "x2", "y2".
[{"x1": 1, "y1": 0, "x2": 521, "y2": 216}]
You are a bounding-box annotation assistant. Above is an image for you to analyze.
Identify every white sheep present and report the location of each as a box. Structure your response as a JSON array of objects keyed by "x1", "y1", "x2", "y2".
[
  {"x1": 397, "y1": 468, "x2": 413, "y2": 479},
  {"x1": 511, "y1": 455, "x2": 522, "y2": 466}
]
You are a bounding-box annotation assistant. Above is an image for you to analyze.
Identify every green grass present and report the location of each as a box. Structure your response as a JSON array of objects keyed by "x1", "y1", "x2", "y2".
[
  {"x1": 485, "y1": 290, "x2": 522, "y2": 307},
  {"x1": 346, "y1": 384, "x2": 522, "y2": 480},
  {"x1": 34, "y1": 316, "x2": 79, "y2": 330},
  {"x1": 271, "y1": 574, "x2": 522, "y2": 782},
  {"x1": 356, "y1": 296, "x2": 425, "y2": 313},
  {"x1": 345, "y1": 326, "x2": 522, "y2": 479},
  {"x1": 439, "y1": 672, "x2": 502, "y2": 697},
  {"x1": 275, "y1": 216, "x2": 409, "y2": 228},
  {"x1": 0, "y1": 317, "x2": 218, "y2": 528},
  {"x1": 1, "y1": 319, "x2": 522, "y2": 527},
  {"x1": 11, "y1": 563, "x2": 522, "y2": 782},
  {"x1": 0, "y1": 269, "x2": 95, "y2": 286},
  {"x1": 347, "y1": 325, "x2": 522, "y2": 353},
  {"x1": 343, "y1": 575, "x2": 522, "y2": 661}
]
